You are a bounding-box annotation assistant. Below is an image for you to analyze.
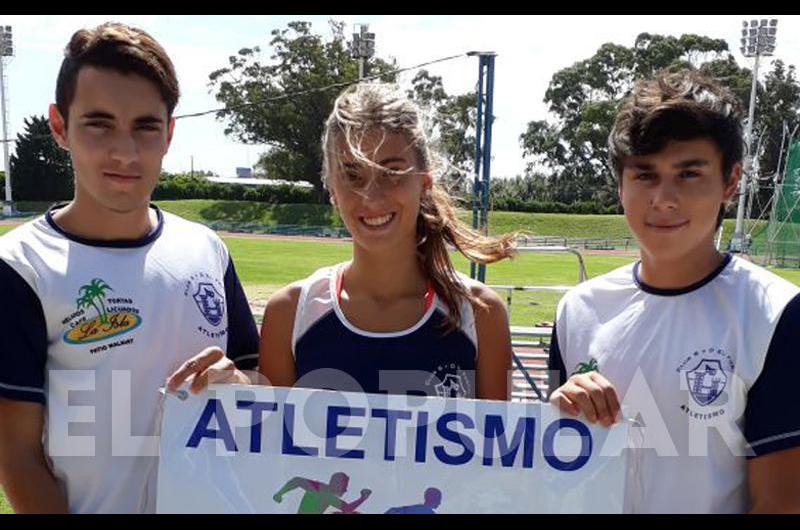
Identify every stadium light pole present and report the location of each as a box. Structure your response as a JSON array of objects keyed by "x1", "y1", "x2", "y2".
[
  {"x1": 731, "y1": 18, "x2": 778, "y2": 252},
  {"x1": 1, "y1": 25, "x2": 14, "y2": 216},
  {"x1": 351, "y1": 24, "x2": 375, "y2": 81}
]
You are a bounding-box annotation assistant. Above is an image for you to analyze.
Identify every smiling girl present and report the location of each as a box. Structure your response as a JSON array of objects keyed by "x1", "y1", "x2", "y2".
[{"x1": 259, "y1": 83, "x2": 515, "y2": 400}]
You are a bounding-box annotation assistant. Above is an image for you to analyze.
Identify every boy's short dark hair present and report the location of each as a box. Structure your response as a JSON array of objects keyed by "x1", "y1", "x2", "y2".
[
  {"x1": 608, "y1": 69, "x2": 745, "y2": 227},
  {"x1": 609, "y1": 69, "x2": 744, "y2": 180},
  {"x1": 55, "y1": 22, "x2": 180, "y2": 124}
]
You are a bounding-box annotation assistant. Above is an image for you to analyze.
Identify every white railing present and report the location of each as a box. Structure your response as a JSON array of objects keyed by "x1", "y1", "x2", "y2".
[{"x1": 490, "y1": 246, "x2": 587, "y2": 402}]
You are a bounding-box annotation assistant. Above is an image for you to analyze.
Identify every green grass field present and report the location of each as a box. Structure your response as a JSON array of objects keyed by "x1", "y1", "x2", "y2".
[
  {"x1": 225, "y1": 236, "x2": 635, "y2": 326},
  {"x1": 0, "y1": 199, "x2": 770, "y2": 249},
  {"x1": 150, "y1": 199, "x2": 639, "y2": 238},
  {"x1": 0, "y1": 199, "x2": 763, "y2": 250},
  {"x1": 0, "y1": 491, "x2": 10, "y2": 514},
  {"x1": 150, "y1": 199, "x2": 643, "y2": 241},
  {"x1": 226, "y1": 237, "x2": 800, "y2": 324},
  {"x1": 155, "y1": 200, "x2": 345, "y2": 228},
  {"x1": 1, "y1": 215, "x2": 799, "y2": 325}
]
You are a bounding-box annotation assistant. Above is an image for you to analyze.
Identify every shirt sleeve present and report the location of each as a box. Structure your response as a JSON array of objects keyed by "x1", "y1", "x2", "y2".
[
  {"x1": 223, "y1": 257, "x2": 260, "y2": 370},
  {"x1": 744, "y1": 292, "x2": 800, "y2": 458},
  {"x1": 546, "y1": 323, "x2": 567, "y2": 401},
  {"x1": 0, "y1": 259, "x2": 48, "y2": 403}
]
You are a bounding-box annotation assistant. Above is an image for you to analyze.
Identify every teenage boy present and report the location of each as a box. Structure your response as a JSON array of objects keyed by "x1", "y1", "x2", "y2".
[
  {"x1": 0, "y1": 22, "x2": 259, "y2": 513},
  {"x1": 548, "y1": 70, "x2": 800, "y2": 513}
]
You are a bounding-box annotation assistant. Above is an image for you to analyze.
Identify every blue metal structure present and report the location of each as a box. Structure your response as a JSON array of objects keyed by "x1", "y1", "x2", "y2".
[{"x1": 468, "y1": 52, "x2": 496, "y2": 282}]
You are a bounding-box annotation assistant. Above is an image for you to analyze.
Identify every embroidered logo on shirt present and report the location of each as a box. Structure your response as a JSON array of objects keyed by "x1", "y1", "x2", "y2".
[
  {"x1": 193, "y1": 282, "x2": 225, "y2": 326},
  {"x1": 184, "y1": 272, "x2": 228, "y2": 340},
  {"x1": 571, "y1": 357, "x2": 599, "y2": 376},
  {"x1": 426, "y1": 363, "x2": 470, "y2": 398},
  {"x1": 685, "y1": 359, "x2": 728, "y2": 407},
  {"x1": 676, "y1": 347, "x2": 736, "y2": 420},
  {"x1": 63, "y1": 278, "x2": 142, "y2": 345}
]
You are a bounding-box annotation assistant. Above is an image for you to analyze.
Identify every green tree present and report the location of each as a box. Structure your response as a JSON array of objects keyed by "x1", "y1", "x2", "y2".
[
  {"x1": 408, "y1": 70, "x2": 476, "y2": 197},
  {"x1": 489, "y1": 173, "x2": 550, "y2": 205},
  {"x1": 209, "y1": 20, "x2": 397, "y2": 198},
  {"x1": 9, "y1": 115, "x2": 73, "y2": 201},
  {"x1": 520, "y1": 33, "x2": 749, "y2": 206},
  {"x1": 749, "y1": 60, "x2": 800, "y2": 220}
]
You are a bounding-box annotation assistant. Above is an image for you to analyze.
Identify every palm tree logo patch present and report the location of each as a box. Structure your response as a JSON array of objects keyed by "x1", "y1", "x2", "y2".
[
  {"x1": 76, "y1": 279, "x2": 112, "y2": 324},
  {"x1": 571, "y1": 358, "x2": 599, "y2": 376},
  {"x1": 63, "y1": 278, "x2": 142, "y2": 345}
]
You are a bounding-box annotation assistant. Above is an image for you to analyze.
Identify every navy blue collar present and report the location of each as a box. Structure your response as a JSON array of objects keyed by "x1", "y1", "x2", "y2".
[
  {"x1": 45, "y1": 202, "x2": 164, "y2": 248},
  {"x1": 633, "y1": 253, "x2": 733, "y2": 296}
]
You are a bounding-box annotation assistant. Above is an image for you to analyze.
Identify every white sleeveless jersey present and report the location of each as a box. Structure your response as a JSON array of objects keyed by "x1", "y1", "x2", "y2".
[{"x1": 291, "y1": 263, "x2": 481, "y2": 398}]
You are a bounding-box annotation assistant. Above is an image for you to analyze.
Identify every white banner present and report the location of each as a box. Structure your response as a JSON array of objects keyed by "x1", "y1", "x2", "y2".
[{"x1": 156, "y1": 385, "x2": 629, "y2": 513}]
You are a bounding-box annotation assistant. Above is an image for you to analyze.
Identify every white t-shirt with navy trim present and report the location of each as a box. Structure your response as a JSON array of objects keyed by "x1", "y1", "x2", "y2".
[
  {"x1": 548, "y1": 254, "x2": 800, "y2": 513},
  {"x1": 0, "y1": 204, "x2": 259, "y2": 514},
  {"x1": 291, "y1": 263, "x2": 479, "y2": 398}
]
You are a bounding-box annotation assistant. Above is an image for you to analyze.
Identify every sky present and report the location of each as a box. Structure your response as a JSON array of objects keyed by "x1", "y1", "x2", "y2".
[{"x1": 1, "y1": 15, "x2": 798, "y2": 180}]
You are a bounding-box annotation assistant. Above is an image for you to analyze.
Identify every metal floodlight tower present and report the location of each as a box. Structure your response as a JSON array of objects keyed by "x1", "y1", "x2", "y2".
[
  {"x1": 351, "y1": 24, "x2": 376, "y2": 80},
  {"x1": 1, "y1": 25, "x2": 13, "y2": 216},
  {"x1": 731, "y1": 17, "x2": 778, "y2": 252}
]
